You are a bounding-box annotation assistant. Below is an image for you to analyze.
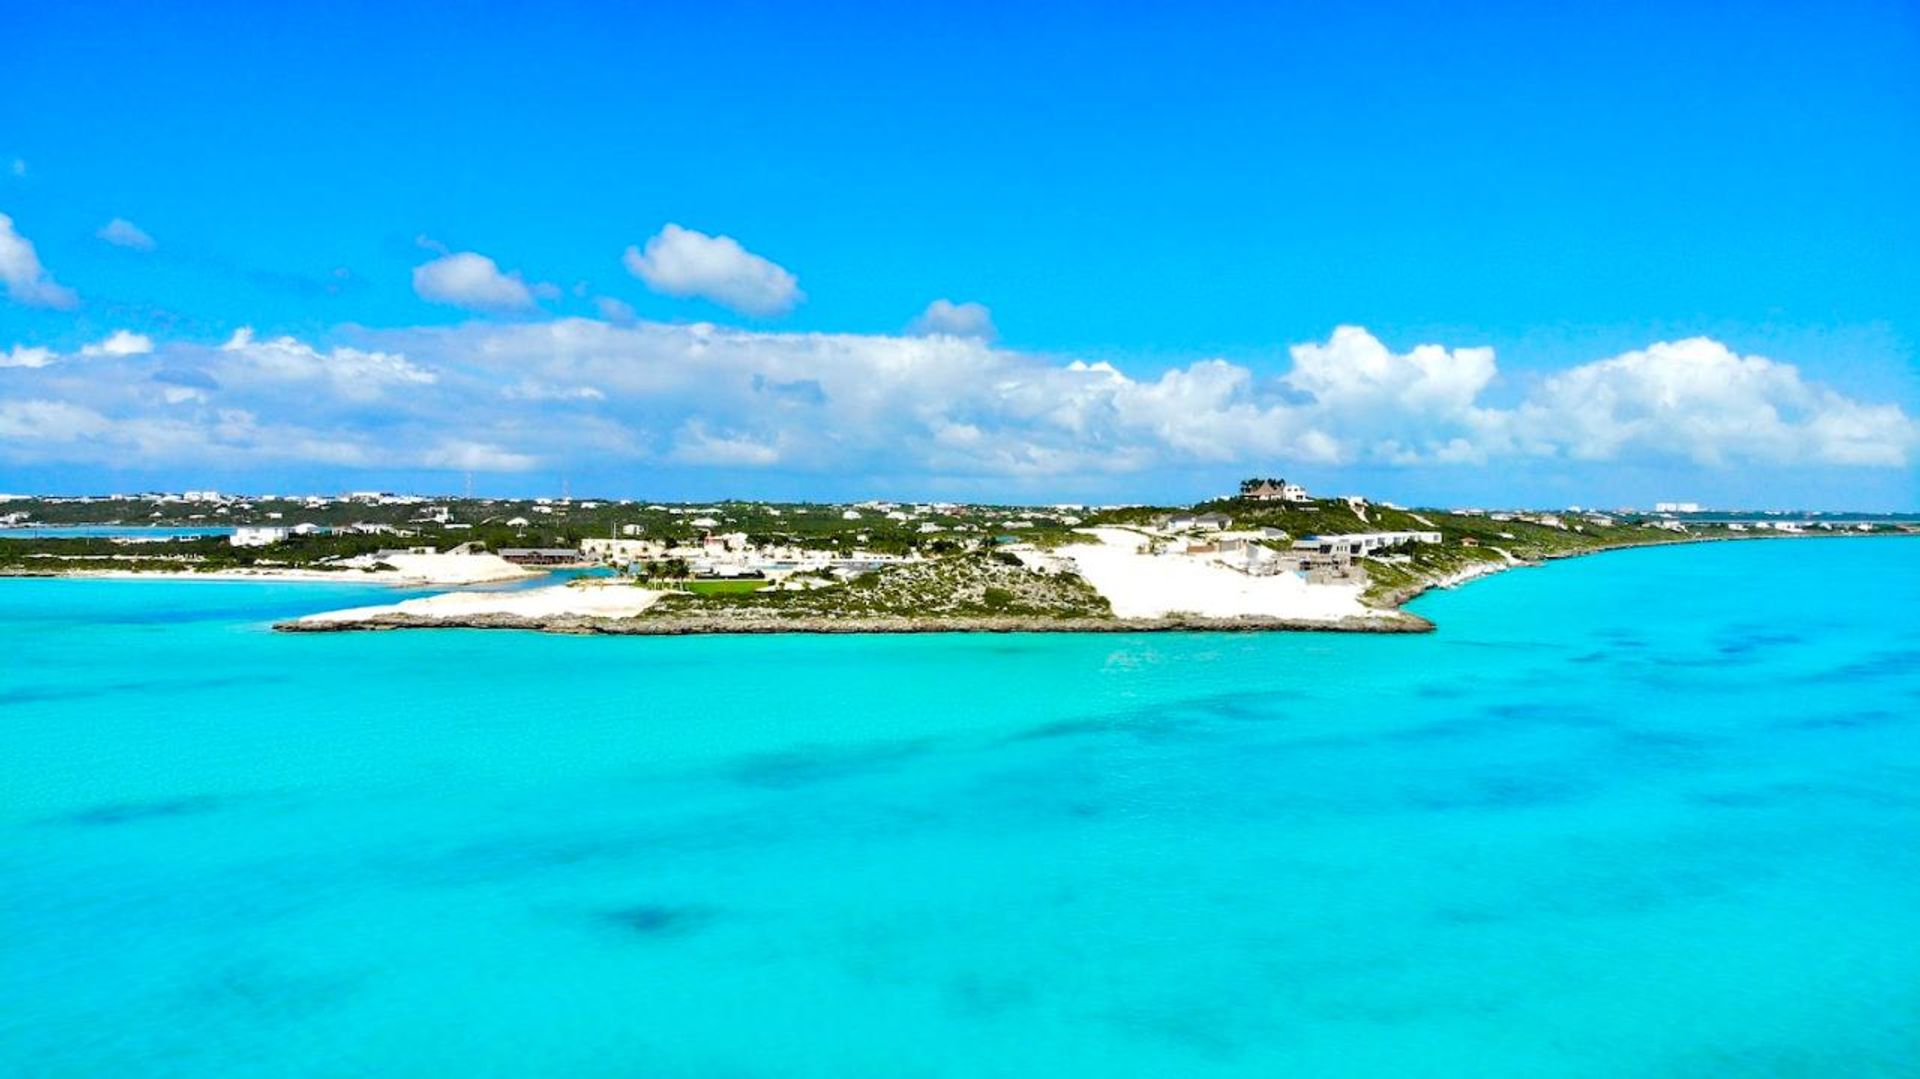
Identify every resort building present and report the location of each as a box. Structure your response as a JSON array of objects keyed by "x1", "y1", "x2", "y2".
[
  {"x1": 1291, "y1": 531, "x2": 1442, "y2": 558},
  {"x1": 580, "y1": 537, "x2": 668, "y2": 562},
  {"x1": 230, "y1": 526, "x2": 290, "y2": 547},
  {"x1": 1153, "y1": 511, "x2": 1234, "y2": 532},
  {"x1": 498, "y1": 547, "x2": 582, "y2": 566}
]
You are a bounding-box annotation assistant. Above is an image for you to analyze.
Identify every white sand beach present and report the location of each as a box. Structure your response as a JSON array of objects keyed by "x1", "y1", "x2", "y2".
[
  {"x1": 1061, "y1": 528, "x2": 1388, "y2": 622},
  {"x1": 297, "y1": 580, "x2": 663, "y2": 625},
  {"x1": 348, "y1": 552, "x2": 539, "y2": 585}
]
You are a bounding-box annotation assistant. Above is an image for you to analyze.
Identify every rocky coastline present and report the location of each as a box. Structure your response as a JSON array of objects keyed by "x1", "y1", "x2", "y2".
[{"x1": 274, "y1": 610, "x2": 1433, "y2": 636}]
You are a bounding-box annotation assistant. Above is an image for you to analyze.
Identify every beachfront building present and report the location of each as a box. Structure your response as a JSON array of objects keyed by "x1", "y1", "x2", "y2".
[
  {"x1": 1153, "y1": 511, "x2": 1234, "y2": 532},
  {"x1": 580, "y1": 537, "x2": 668, "y2": 562},
  {"x1": 1291, "y1": 531, "x2": 1442, "y2": 559},
  {"x1": 498, "y1": 547, "x2": 581, "y2": 566},
  {"x1": 583, "y1": 533, "x2": 915, "y2": 583},
  {"x1": 230, "y1": 526, "x2": 290, "y2": 547},
  {"x1": 1212, "y1": 534, "x2": 1288, "y2": 576}
]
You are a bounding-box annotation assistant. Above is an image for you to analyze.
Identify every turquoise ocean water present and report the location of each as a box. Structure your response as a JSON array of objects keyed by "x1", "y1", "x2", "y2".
[
  {"x1": 2, "y1": 537, "x2": 1917, "y2": 1077},
  {"x1": 0, "y1": 526, "x2": 237, "y2": 540}
]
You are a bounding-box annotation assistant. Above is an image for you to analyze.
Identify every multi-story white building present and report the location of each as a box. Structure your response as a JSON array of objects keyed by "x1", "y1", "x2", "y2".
[{"x1": 230, "y1": 526, "x2": 290, "y2": 547}]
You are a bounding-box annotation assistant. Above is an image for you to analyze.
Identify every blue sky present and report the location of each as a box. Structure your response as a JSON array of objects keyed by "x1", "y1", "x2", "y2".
[{"x1": 2, "y1": 0, "x2": 1917, "y2": 508}]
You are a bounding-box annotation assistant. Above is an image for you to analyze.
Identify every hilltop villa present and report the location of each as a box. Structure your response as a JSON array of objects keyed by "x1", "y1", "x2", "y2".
[{"x1": 1239, "y1": 478, "x2": 1310, "y2": 502}]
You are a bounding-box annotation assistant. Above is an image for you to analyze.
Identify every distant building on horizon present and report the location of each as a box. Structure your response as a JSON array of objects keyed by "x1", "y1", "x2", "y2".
[{"x1": 1655, "y1": 501, "x2": 1704, "y2": 513}]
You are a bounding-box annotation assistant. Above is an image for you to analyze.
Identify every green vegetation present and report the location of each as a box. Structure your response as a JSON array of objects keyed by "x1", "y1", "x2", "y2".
[
  {"x1": 0, "y1": 495, "x2": 1090, "y2": 561},
  {"x1": 6, "y1": 492, "x2": 1910, "y2": 624},
  {"x1": 681, "y1": 579, "x2": 768, "y2": 595},
  {"x1": 0, "y1": 531, "x2": 405, "y2": 574},
  {"x1": 644, "y1": 552, "x2": 1112, "y2": 621},
  {"x1": 1092, "y1": 490, "x2": 1915, "y2": 608}
]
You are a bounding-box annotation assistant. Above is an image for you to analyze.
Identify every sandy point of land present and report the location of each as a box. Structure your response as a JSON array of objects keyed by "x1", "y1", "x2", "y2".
[
  {"x1": 296, "y1": 580, "x2": 664, "y2": 625},
  {"x1": 1061, "y1": 527, "x2": 1390, "y2": 622}
]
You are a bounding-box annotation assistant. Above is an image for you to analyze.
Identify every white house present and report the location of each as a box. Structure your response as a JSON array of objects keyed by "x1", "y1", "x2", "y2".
[
  {"x1": 581, "y1": 537, "x2": 665, "y2": 562},
  {"x1": 1239, "y1": 479, "x2": 1310, "y2": 502},
  {"x1": 1153, "y1": 511, "x2": 1233, "y2": 532},
  {"x1": 230, "y1": 526, "x2": 290, "y2": 547},
  {"x1": 1291, "y1": 531, "x2": 1441, "y2": 558}
]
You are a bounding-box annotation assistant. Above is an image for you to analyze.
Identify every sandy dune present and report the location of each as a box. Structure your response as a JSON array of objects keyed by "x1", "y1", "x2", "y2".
[
  {"x1": 1062, "y1": 528, "x2": 1385, "y2": 622},
  {"x1": 296, "y1": 581, "x2": 664, "y2": 625},
  {"x1": 337, "y1": 552, "x2": 539, "y2": 585}
]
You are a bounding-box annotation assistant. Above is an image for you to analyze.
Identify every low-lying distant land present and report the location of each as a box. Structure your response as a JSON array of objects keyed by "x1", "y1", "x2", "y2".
[{"x1": 3, "y1": 481, "x2": 1911, "y2": 635}]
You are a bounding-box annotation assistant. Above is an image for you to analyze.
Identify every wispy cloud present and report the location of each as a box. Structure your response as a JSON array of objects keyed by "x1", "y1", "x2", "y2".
[
  {"x1": 96, "y1": 217, "x2": 156, "y2": 251},
  {"x1": 0, "y1": 213, "x2": 78, "y2": 308},
  {"x1": 909, "y1": 299, "x2": 996, "y2": 340},
  {"x1": 594, "y1": 295, "x2": 636, "y2": 324}
]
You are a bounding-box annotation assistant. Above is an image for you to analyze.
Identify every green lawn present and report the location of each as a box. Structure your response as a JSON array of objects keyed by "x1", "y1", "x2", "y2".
[{"x1": 681, "y1": 578, "x2": 769, "y2": 595}]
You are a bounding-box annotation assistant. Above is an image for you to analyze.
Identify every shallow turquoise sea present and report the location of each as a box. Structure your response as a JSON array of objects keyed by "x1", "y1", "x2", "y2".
[{"x1": 3, "y1": 537, "x2": 1917, "y2": 1077}]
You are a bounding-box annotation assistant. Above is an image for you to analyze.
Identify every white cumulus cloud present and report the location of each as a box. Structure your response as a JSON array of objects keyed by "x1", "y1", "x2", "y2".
[
  {"x1": 1, "y1": 344, "x2": 56, "y2": 368},
  {"x1": 412, "y1": 251, "x2": 538, "y2": 311},
  {"x1": 623, "y1": 224, "x2": 801, "y2": 316},
  {"x1": 909, "y1": 299, "x2": 997, "y2": 340},
  {"x1": 1279, "y1": 325, "x2": 1505, "y2": 464},
  {"x1": 0, "y1": 213, "x2": 78, "y2": 308},
  {"x1": 216, "y1": 327, "x2": 436, "y2": 399},
  {"x1": 80, "y1": 330, "x2": 155, "y2": 357},
  {"x1": 1513, "y1": 337, "x2": 1919, "y2": 468},
  {"x1": 0, "y1": 400, "x2": 113, "y2": 442},
  {"x1": 0, "y1": 320, "x2": 1912, "y2": 488},
  {"x1": 96, "y1": 218, "x2": 156, "y2": 250}
]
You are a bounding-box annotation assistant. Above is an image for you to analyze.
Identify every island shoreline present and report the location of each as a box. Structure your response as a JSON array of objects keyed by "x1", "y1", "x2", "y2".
[
  {"x1": 274, "y1": 611, "x2": 1434, "y2": 635},
  {"x1": 271, "y1": 531, "x2": 1908, "y2": 637},
  {"x1": 1375, "y1": 530, "x2": 1910, "y2": 609}
]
